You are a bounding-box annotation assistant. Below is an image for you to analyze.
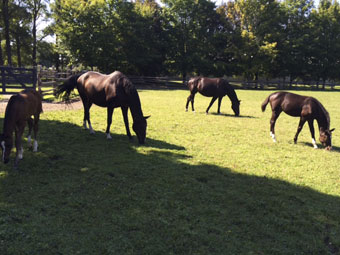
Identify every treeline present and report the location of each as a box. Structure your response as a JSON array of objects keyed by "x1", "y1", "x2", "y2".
[{"x1": 1, "y1": 0, "x2": 340, "y2": 86}]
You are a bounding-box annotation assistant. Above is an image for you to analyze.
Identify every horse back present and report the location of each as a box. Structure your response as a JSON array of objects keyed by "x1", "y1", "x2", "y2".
[
  {"x1": 78, "y1": 71, "x2": 132, "y2": 107},
  {"x1": 5, "y1": 90, "x2": 42, "y2": 123},
  {"x1": 198, "y1": 78, "x2": 227, "y2": 97},
  {"x1": 270, "y1": 92, "x2": 314, "y2": 117}
]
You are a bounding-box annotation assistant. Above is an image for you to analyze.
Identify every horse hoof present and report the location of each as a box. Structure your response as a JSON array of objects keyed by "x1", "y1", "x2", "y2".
[{"x1": 106, "y1": 133, "x2": 112, "y2": 139}]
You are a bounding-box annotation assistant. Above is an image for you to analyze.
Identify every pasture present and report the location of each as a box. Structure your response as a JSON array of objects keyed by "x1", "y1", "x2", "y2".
[{"x1": 0, "y1": 89, "x2": 340, "y2": 254}]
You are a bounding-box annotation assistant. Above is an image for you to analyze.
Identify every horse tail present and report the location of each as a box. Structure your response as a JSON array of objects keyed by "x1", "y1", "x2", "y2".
[
  {"x1": 55, "y1": 73, "x2": 82, "y2": 102},
  {"x1": 261, "y1": 95, "x2": 271, "y2": 112}
]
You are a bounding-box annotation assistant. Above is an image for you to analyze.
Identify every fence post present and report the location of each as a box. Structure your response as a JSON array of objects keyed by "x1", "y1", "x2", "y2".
[
  {"x1": 37, "y1": 65, "x2": 42, "y2": 94},
  {"x1": 1, "y1": 67, "x2": 6, "y2": 93}
]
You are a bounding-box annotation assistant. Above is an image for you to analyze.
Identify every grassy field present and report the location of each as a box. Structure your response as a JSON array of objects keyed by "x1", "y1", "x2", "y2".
[{"x1": 0, "y1": 89, "x2": 340, "y2": 254}]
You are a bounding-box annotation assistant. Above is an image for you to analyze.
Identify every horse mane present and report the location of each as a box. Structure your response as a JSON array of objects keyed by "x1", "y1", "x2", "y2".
[
  {"x1": 313, "y1": 98, "x2": 330, "y2": 129},
  {"x1": 222, "y1": 79, "x2": 239, "y2": 102},
  {"x1": 2, "y1": 94, "x2": 22, "y2": 137}
]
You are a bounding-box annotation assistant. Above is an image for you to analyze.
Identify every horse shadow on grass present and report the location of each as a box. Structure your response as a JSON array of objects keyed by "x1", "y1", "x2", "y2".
[
  {"x1": 209, "y1": 112, "x2": 257, "y2": 118},
  {"x1": 0, "y1": 118, "x2": 339, "y2": 254},
  {"x1": 300, "y1": 142, "x2": 340, "y2": 153}
]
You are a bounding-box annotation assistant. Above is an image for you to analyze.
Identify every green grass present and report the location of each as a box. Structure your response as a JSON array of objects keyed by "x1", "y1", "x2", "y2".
[{"x1": 1, "y1": 89, "x2": 340, "y2": 254}]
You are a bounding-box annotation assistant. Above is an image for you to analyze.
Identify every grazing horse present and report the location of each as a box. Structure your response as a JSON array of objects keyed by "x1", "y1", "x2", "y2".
[
  {"x1": 0, "y1": 89, "x2": 42, "y2": 167},
  {"x1": 185, "y1": 77, "x2": 240, "y2": 116},
  {"x1": 55, "y1": 71, "x2": 149, "y2": 144},
  {"x1": 261, "y1": 91, "x2": 334, "y2": 150}
]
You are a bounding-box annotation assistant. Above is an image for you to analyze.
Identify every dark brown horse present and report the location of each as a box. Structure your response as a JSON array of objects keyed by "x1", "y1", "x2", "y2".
[
  {"x1": 0, "y1": 89, "x2": 42, "y2": 167},
  {"x1": 55, "y1": 71, "x2": 149, "y2": 144},
  {"x1": 186, "y1": 77, "x2": 240, "y2": 116},
  {"x1": 261, "y1": 91, "x2": 334, "y2": 150}
]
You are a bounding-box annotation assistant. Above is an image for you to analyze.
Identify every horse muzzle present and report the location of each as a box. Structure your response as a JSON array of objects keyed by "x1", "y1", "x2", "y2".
[{"x1": 325, "y1": 146, "x2": 332, "y2": 151}]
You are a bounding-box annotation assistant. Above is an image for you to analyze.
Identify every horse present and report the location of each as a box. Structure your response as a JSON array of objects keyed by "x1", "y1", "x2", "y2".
[
  {"x1": 0, "y1": 89, "x2": 42, "y2": 167},
  {"x1": 185, "y1": 77, "x2": 241, "y2": 116},
  {"x1": 261, "y1": 91, "x2": 334, "y2": 150},
  {"x1": 55, "y1": 71, "x2": 149, "y2": 144}
]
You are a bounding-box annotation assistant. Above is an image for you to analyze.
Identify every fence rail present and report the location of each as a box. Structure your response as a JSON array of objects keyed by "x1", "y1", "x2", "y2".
[
  {"x1": 2, "y1": 66, "x2": 340, "y2": 96},
  {"x1": 0, "y1": 66, "x2": 36, "y2": 94}
]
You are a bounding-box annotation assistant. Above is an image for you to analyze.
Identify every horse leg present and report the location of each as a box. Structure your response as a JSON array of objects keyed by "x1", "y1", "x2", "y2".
[
  {"x1": 82, "y1": 99, "x2": 94, "y2": 134},
  {"x1": 270, "y1": 109, "x2": 282, "y2": 142},
  {"x1": 186, "y1": 93, "x2": 196, "y2": 112},
  {"x1": 14, "y1": 123, "x2": 25, "y2": 167},
  {"x1": 206, "y1": 97, "x2": 217, "y2": 114},
  {"x1": 217, "y1": 97, "x2": 223, "y2": 114},
  {"x1": 106, "y1": 106, "x2": 114, "y2": 139},
  {"x1": 121, "y1": 106, "x2": 132, "y2": 139},
  {"x1": 27, "y1": 117, "x2": 33, "y2": 148},
  {"x1": 307, "y1": 119, "x2": 318, "y2": 149},
  {"x1": 32, "y1": 114, "x2": 40, "y2": 152},
  {"x1": 294, "y1": 117, "x2": 307, "y2": 145}
]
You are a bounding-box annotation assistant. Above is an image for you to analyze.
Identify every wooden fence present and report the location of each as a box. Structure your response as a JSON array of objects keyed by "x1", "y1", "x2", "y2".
[
  {"x1": 0, "y1": 66, "x2": 36, "y2": 94},
  {"x1": 2, "y1": 66, "x2": 339, "y2": 96}
]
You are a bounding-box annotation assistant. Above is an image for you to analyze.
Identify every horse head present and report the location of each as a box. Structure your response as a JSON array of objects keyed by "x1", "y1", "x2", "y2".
[
  {"x1": 319, "y1": 128, "x2": 335, "y2": 150},
  {"x1": 231, "y1": 100, "x2": 241, "y2": 116},
  {"x1": 0, "y1": 134, "x2": 12, "y2": 164},
  {"x1": 132, "y1": 116, "x2": 150, "y2": 144}
]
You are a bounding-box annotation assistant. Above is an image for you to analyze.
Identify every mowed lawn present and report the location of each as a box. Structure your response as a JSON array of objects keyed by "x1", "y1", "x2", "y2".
[{"x1": 0, "y1": 89, "x2": 340, "y2": 254}]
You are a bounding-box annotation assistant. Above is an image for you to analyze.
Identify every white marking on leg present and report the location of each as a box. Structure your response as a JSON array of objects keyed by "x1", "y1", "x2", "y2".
[
  {"x1": 33, "y1": 140, "x2": 38, "y2": 152},
  {"x1": 312, "y1": 138, "x2": 318, "y2": 149},
  {"x1": 89, "y1": 123, "x2": 95, "y2": 134},
  {"x1": 27, "y1": 135, "x2": 32, "y2": 146},
  {"x1": 270, "y1": 132, "x2": 277, "y2": 143},
  {"x1": 106, "y1": 133, "x2": 112, "y2": 139},
  {"x1": 18, "y1": 147, "x2": 23, "y2": 160}
]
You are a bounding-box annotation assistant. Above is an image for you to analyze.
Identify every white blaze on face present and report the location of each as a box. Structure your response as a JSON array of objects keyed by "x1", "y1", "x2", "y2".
[{"x1": 1, "y1": 141, "x2": 5, "y2": 162}]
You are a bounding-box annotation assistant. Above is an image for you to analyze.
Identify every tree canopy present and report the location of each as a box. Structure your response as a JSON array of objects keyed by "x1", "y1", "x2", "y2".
[{"x1": 1, "y1": 0, "x2": 340, "y2": 83}]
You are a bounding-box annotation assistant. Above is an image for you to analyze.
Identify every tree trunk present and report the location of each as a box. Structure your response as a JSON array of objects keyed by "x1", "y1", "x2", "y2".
[
  {"x1": 16, "y1": 35, "x2": 22, "y2": 67},
  {"x1": 2, "y1": 0, "x2": 12, "y2": 66},
  {"x1": 0, "y1": 32, "x2": 3, "y2": 65},
  {"x1": 32, "y1": 13, "x2": 37, "y2": 67}
]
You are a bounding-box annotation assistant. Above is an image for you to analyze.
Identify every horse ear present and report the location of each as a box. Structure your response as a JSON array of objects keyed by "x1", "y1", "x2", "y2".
[
  {"x1": 144, "y1": 115, "x2": 151, "y2": 120},
  {"x1": 239, "y1": 100, "x2": 241, "y2": 103},
  {"x1": 330, "y1": 128, "x2": 335, "y2": 132}
]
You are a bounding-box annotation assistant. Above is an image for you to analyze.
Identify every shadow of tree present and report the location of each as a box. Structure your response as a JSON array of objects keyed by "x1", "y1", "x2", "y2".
[{"x1": 0, "y1": 119, "x2": 339, "y2": 254}]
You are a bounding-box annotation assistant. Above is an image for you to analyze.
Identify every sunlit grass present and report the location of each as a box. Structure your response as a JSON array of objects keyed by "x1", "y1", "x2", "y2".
[{"x1": 0, "y1": 89, "x2": 339, "y2": 254}]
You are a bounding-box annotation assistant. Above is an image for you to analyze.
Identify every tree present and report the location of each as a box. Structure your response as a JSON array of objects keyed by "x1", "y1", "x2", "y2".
[
  {"x1": 309, "y1": 0, "x2": 340, "y2": 87},
  {"x1": 280, "y1": 0, "x2": 314, "y2": 86},
  {"x1": 233, "y1": 0, "x2": 282, "y2": 82},
  {"x1": 2, "y1": 0, "x2": 12, "y2": 66},
  {"x1": 10, "y1": 1, "x2": 32, "y2": 67},
  {"x1": 161, "y1": 0, "x2": 220, "y2": 80},
  {"x1": 25, "y1": 0, "x2": 48, "y2": 67}
]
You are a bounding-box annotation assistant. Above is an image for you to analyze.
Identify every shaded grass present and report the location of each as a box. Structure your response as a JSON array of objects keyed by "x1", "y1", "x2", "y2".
[{"x1": 0, "y1": 89, "x2": 340, "y2": 254}]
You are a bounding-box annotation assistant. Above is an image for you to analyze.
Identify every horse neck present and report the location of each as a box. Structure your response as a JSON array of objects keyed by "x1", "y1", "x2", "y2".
[
  {"x1": 128, "y1": 91, "x2": 144, "y2": 122},
  {"x1": 315, "y1": 102, "x2": 330, "y2": 131},
  {"x1": 2, "y1": 110, "x2": 15, "y2": 142},
  {"x1": 315, "y1": 111, "x2": 330, "y2": 132},
  {"x1": 226, "y1": 85, "x2": 238, "y2": 103}
]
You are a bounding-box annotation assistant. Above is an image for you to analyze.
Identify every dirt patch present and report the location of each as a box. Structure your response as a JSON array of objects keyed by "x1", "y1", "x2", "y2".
[{"x1": 0, "y1": 97, "x2": 83, "y2": 113}]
